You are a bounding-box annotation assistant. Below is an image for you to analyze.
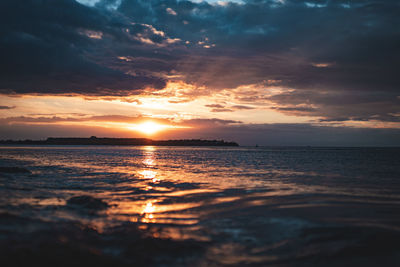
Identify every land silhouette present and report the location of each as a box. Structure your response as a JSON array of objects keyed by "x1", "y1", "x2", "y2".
[{"x1": 0, "y1": 136, "x2": 239, "y2": 146}]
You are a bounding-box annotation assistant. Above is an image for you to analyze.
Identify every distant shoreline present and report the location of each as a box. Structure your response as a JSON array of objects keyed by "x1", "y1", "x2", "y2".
[{"x1": 0, "y1": 137, "x2": 239, "y2": 147}]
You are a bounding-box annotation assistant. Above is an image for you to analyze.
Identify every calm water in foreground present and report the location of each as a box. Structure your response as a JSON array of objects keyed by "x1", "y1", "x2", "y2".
[{"x1": 1, "y1": 146, "x2": 400, "y2": 266}]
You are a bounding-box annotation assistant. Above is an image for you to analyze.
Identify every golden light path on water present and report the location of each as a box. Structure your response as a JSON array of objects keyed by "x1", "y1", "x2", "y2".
[
  {"x1": 102, "y1": 145, "x2": 311, "y2": 241},
  {"x1": 140, "y1": 146, "x2": 159, "y2": 224},
  {"x1": 3, "y1": 144, "x2": 353, "y2": 237},
  {"x1": 106, "y1": 146, "x2": 206, "y2": 236}
]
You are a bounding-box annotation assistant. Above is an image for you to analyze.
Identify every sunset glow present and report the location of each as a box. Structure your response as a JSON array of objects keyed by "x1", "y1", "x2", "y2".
[
  {"x1": 1, "y1": 1, "x2": 400, "y2": 265},
  {"x1": 0, "y1": 0, "x2": 399, "y2": 146},
  {"x1": 129, "y1": 121, "x2": 168, "y2": 135}
]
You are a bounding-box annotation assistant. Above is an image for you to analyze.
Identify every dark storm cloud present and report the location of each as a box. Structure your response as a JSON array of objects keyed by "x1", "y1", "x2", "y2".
[
  {"x1": 0, "y1": 0, "x2": 399, "y2": 121},
  {"x1": 112, "y1": 0, "x2": 400, "y2": 121},
  {"x1": 0, "y1": 0, "x2": 173, "y2": 95},
  {"x1": 113, "y1": 0, "x2": 400, "y2": 86}
]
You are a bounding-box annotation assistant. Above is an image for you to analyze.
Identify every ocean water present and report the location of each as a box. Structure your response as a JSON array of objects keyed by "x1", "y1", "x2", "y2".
[{"x1": 1, "y1": 146, "x2": 400, "y2": 266}]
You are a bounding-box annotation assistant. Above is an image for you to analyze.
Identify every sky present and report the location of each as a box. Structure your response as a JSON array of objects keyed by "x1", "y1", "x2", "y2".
[{"x1": 0, "y1": 0, "x2": 399, "y2": 146}]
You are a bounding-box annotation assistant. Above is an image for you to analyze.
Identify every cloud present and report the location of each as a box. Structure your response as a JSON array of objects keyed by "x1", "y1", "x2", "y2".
[
  {"x1": 0, "y1": 114, "x2": 241, "y2": 127},
  {"x1": 0, "y1": 0, "x2": 399, "y2": 123},
  {"x1": 166, "y1": 7, "x2": 177, "y2": 16},
  {"x1": 231, "y1": 105, "x2": 254, "y2": 110},
  {"x1": 114, "y1": 0, "x2": 399, "y2": 122},
  {"x1": 0, "y1": 105, "x2": 15, "y2": 110},
  {"x1": 267, "y1": 90, "x2": 400, "y2": 122},
  {"x1": 205, "y1": 103, "x2": 255, "y2": 112},
  {"x1": 0, "y1": 0, "x2": 181, "y2": 96},
  {"x1": 205, "y1": 104, "x2": 225, "y2": 108},
  {"x1": 210, "y1": 108, "x2": 234, "y2": 112}
]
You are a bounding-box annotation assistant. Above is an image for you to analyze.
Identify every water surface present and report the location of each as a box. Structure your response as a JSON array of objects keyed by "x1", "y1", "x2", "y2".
[{"x1": 1, "y1": 146, "x2": 400, "y2": 266}]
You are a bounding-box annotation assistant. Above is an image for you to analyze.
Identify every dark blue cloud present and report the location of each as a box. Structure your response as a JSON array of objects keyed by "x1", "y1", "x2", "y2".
[
  {"x1": 0, "y1": 0, "x2": 169, "y2": 95},
  {"x1": 112, "y1": 0, "x2": 400, "y2": 121}
]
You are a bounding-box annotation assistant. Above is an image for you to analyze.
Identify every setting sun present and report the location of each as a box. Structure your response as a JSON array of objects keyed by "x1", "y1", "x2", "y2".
[{"x1": 130, "y1": 121, "x2": 168, "y2": 135}]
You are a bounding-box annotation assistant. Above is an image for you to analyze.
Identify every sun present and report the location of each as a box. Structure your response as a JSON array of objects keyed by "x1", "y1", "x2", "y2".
[
  {"x1": 131, "y1": 121, "x2": 167, "y2": 135},
  {"x1": 127, "y1": 120, "x2": 192, "y2": 135}
]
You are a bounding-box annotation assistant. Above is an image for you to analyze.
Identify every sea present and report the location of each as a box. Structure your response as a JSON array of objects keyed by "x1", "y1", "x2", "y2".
[{"x1": 1, "y1": 146, "x2": 400, "y2": 266}]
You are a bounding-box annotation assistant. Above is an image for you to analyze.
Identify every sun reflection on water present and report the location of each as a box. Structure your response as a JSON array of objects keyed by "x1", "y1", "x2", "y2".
[
  {"x1": 139, "y1": 147, "x2": 158, "y2": 223},
  {"x1": 143, "y1": 158, "x2": 155, "y2": 166},
  {"x1": 139, "y1": 146, "x2": 160, "y2": 183},
  {"x1": 141, "y1": 201, "x2": 157, "y2": 223},
  {"x1": 143, "y1": 146, "x2": 156, "y2": 151},
  {"x1": 139, "y1": 170, "x2": 157, "y2": 179},
  {"x1": 143, "y1": 202, "x2": 156, "y2": 214}
]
